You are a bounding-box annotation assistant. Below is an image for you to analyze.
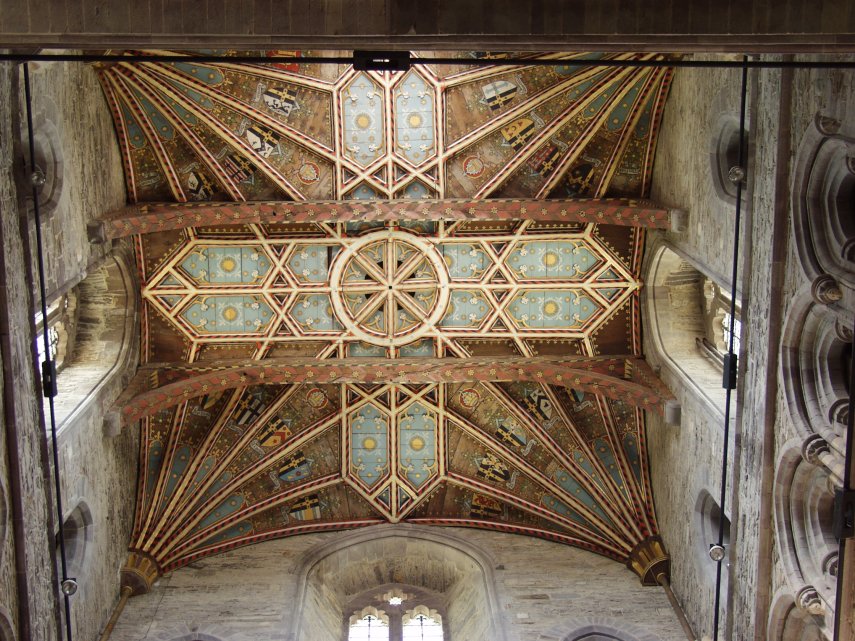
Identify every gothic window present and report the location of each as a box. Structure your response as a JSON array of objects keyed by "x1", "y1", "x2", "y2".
[
  {"x1": 697, "y1": 278, "x2": 741, "y2": 365},
  {"x1": 401, "y1": 606, "x2": 444, "y2": 641},
  {"x1": 646, "y1": 244, "x2": 736, "y2": 416},
  {"x1": 34, "y1": 291, "x2": 77, "y2": 373},
  {"x1": 345, "y1": 590, "x2": 445, "y2": 641},
  {"x1": 721, "y1": 310, "x2": 741, "y2": 355},
  {"x1": 348, "y1": 607, "x2": 390, "y2": 641}
]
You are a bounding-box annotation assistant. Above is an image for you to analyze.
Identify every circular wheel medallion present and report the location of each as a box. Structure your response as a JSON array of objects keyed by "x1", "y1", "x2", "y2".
[{"x1": 329, "y1": 231, "x2": 450, "y2": 347}]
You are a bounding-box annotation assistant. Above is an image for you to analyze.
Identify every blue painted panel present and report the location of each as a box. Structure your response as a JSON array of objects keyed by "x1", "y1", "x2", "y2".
[
  {"x1": 622, "y1": 433, "x2": 644, "y2": 486},
  {"x1": 198, "y1": 471, "x2": 233, "y2": 504},
  {"x1": 399, "y1": 339, "x2": 434, "y2": 357},
  {"x1": 394, "y1": 71, "x2": 435, "y2": 165},
  {"x1": 163, "y1": 445, "x2": 193, "y2": 501},
  {"x1": 131, "y1": 87, "x2": 174, "y2": 140},
  {"x1": 541, "y1": 495, "x2": 606, "y2": 537},
  {"x1": 351, "y1": 404, "x2": 389, "y2": 489},
  {"x1": 347, "y1": 183, "x2": 379, "y2": 200},
  {"x1": 399, "y1": 181, "x2": 434, "y2": 199},
  {"x1": 184, "y1": 456, "x2": 216, "y2": 498},
  {"x1": 553, "y1": 469, "x2": 615, "y2": 527},
  {"x1": 555, "y1": 53, "x2": 605, "y2": 75},
  {"x1": 192, "y1": 493, "x2": 245, "y2": 532},
  {"x1": 287, "y1": 244, "x2": 336, "y2": 283},
  {"x1": 290, "y1": 294, "x2": 341, "y2": 332},
  {"x1": 119, "y1": 101, "x2": 147, "y2": 148},
  {"x1": 592, "y1": 438, "x2": 629, "y2": 500},
  {"x1": 505, "y1": 240, "x2": 600, "y2": 281},
  {"x1": 441, "y1": 243, "x2": 490, "y2": 280},
  {"x1": 343, "y1": 73, "x2": 385, "y2": 166},
  {"x1": 165, "y1": 77, "x2": 214, "y2": 110},
  {"x1": 197, "y1": 520, "x2": 253, "y2": 547},
  {"x1": 572, "y1": 450, "x2": 609, "y2": 495},
  {"x1": 170, "y1": 62, "x2": 224, "y2": 85},
  {"x1": 440, "y1": 290, "x2": 491, "y2": 328},
  {"x1": 348, "y1": 342, "x2": 387, "y2": 357},
  {"x1": 507, "y1": 290, "x2": 599, "y2": 330},
  {"x1": 181, "y1": 295, "x2": 275, "y2": 334},
  {"x1": 398, "y1": 402, "x2": 438, "y2": 490},
  {"x1": 146, "y1": 441, "x2": 164, "y2": 496},
  {"x1": 180, "y1": 245, "x2": 271, "y2": 285}
]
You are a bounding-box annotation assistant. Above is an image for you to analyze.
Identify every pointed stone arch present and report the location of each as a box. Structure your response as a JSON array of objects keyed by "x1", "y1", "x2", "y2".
[
  {"x1": 52, "y1": 246, "x2": 139, "y2": 431},
  {"x1": 291, "y1": 524, "x2": 507, "y2": 641}
]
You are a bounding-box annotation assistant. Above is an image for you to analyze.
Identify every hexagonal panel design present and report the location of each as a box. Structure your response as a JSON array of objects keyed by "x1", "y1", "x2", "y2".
[
  {"x1": 506, "y1": 290, "x2": 602, "y2": 330},
  {"x1": 342, "y1": 73, "x2": 385, "y2": 167},
  {"x1": 349, "y1": 404, "x2": 390, "y2": 491},
  {"x1": 289, "y1": 293, "x2": 341, "y2": 333},
  {"x1": 393, "y1": 70, "x2": 436, "y2": 166},
  {"x1": 178, "y1": 245, "x2": 272, "y2": 286},
  {"x1": 440, "y1": 290, "x2": 492, "y2": 329},
  {"x1": 397, "y1": 401, "x2": 439, "y2": 491},
  {"x1": 179, "y1": 295, "x2": 275, "y2": 335},
  {"x1": 440, "y1": 242, "x2": 491, "y2": 280},
  {"x1": 504, "y1": 240, "x2": 604, "y2": 281},
  {"x1": 286, "y1": 244, "x2": 338, "y2": 284}
]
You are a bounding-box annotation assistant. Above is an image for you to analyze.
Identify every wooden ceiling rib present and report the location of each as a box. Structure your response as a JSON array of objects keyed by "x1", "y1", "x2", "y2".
[{"x1": 97, "y1": 50, "x2": 677, "y2": 593}]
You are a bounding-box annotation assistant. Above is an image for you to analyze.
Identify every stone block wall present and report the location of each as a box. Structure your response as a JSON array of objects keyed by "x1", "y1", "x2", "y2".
[
  {"x1": 0, "y1": 60, "x2": 61, "y2": 641},
  {"x1": 0, "y1": 58, "x2": 138, "y2": 641},
  {"x1": 19, "y1": 59, "x2": 126, "y2": 304},
  {"x1": 106, "y1": 527, "x2": 688, "y2": 641},
  {"x1": 644, "y1": 53, "x2": 855, "y2": 641}
]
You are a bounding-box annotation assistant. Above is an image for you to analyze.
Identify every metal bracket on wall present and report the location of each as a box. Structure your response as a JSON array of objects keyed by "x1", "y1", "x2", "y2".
[
  {"x1": 833, "y1": 489, "x2": 855, "y2": 540},
  {"x1": 353, "y1": 50, "x2": 411, "y2": 71},
  {"x1": 722, "y1": 353, "x2": 738, "y2": 390}
]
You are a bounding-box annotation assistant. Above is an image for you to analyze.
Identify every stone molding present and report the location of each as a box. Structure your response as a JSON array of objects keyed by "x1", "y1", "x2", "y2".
[
  {"x1": 779, "y1": 291, "x2": 851, "y2": 460},
  {"x1": 559, "y1": 617, "x2": 664, "y2": 640},
  {"x1": 773, "y1": 441, "x2": 838, "y2": 626},
  {"x1": 289, "y1": 523, "x2": 506, "y2": 641},
  {"x1": 790, "y1": 112, "x2": 855, "y2": 290}
]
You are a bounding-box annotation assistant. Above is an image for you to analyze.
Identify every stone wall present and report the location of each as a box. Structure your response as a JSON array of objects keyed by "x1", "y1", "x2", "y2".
[
  {"x1": 107, "y1": 527, "x2": 688, "y2": 641},
  {"x1": 0, "y1": 1, "x2": 854, "y2": 50},
  {"x1": 650, "y1": 58, "x2": 748, "y2": 292},
  {"x1": 645, "y1": 54, "x2": 855, "y2": 641},
  {"x1": 764, "y1": 58, "x2": 855, "y2": 641},
  {"x1": 643, "y1": 57, "x2": 748, "y2": 640},
  {"x1": 0, "y1": 58, "x2": 138, "y2": 641},
  {"x1": 20, "y1": 59, "x2": 126, "y2": 304},
  {"x1": 0, "y1": 60, "x2": 60, "y2": 641}
]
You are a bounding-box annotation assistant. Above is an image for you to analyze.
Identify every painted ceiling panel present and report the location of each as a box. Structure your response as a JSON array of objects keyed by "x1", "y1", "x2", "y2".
[
  {"x1": 98, "y1": 51, "x2": 671, "y2": 202},
  {"x1": 102, "y1": 50, "x2": 676, "y2": 585}
]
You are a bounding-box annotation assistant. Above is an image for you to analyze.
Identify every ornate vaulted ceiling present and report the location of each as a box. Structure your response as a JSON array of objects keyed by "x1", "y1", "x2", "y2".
[
  {"x1": 97, "y1": 51, "x2": 670, "y2": 202},
  {"x1": 97, "y1": 51, "x2": 676, "y2": 591}
]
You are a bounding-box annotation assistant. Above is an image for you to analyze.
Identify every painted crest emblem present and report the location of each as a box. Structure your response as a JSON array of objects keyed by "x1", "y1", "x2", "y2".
[{"x1": 459, "y1": 387, "x2": 481, "y2": 409}]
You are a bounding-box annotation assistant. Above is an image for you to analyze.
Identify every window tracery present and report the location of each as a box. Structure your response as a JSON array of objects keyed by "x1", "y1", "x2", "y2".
[
  {"x1": 34, "y1": 291, "x2": 78, "y2": 374},
  {"x1": 348, "y1": 607, "x2": 391, "y2": 641},
  {"x1": 347, "y1": 602, "x2": 444, "y2": 641},
  {"x1": 697, "y1": 278, "x2": 741, "y2": 362},
  {"x1": 402, "y1": 606, "x2": 444, "y2": 641}
]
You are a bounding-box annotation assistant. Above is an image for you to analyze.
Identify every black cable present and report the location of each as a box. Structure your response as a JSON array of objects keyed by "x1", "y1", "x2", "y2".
[
  {"x1": 22, "y1": 63, "x2": 74, "y2": 641},
  {"x1": 711, "y1": 55, "x2": 749, "y2": 641},
  {"x1": 1, "y1": 51, "x2": 855, "y2": 69}
]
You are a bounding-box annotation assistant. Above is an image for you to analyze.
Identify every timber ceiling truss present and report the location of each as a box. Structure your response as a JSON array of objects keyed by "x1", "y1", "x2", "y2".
[{"x1": 97, "y1": 51, "x2": 677, "y2": 593}]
